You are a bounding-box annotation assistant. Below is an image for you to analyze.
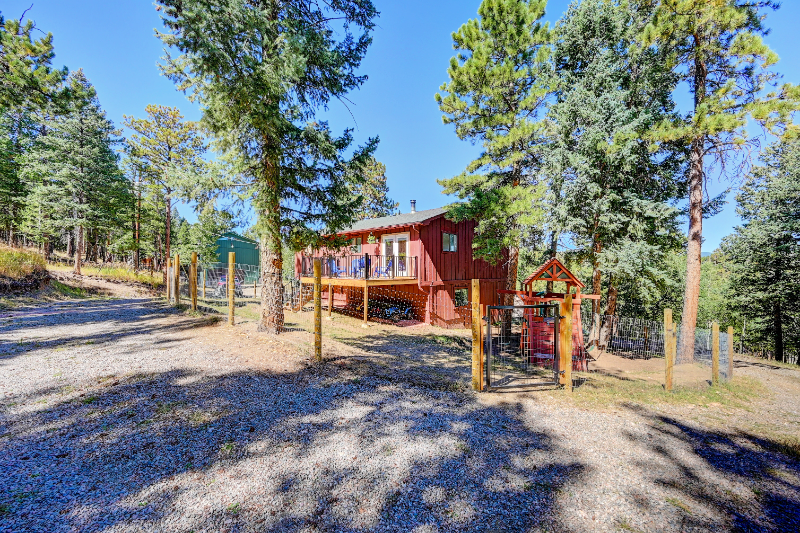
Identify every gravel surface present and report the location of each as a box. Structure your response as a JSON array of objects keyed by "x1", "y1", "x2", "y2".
[{"x1": 1, "y1": 296, "x2": 798, "y2": 532}]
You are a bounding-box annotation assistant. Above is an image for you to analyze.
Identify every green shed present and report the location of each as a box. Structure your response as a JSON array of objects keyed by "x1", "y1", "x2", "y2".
[{"x1": 214, "y1": 232, "x2": 260, "y2": 268}]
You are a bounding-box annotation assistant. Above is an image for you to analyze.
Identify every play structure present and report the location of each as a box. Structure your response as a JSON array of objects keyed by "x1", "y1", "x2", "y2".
[{"x1": 499, "y1": 258, "x2": 599, "y2": 371}]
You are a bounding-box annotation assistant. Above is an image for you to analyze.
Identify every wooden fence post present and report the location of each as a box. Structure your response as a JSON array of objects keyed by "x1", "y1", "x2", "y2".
[
  {"x1": 228, "y1": 252, "x2": 235, "y2": 326},
  {"x1": 166, "y1": 258, "x2": 171, "y2": 303},
  {"x1": 314, "y1": 259, "x2": 322, "y2": 361},
  {"x1": 327, "y1": 283, "x2": 333, "y2": 320},
  {"x1": 712, "y1": 322, "x2": 720, "y2": 386},
  {"x1": 172, "y1": 254, "x2": 180, "y2": 305},
  {"x1": 560, "y1": 294, "x2": 573, "y2": 393},
  {"x1": 190, "y1": 252, "x2": 197, "y2": 311},
  {"x1": 665, "y1": 309, "x2": 674, "y2": 392},
  {"x1": 471, "y1": 279, "x2": 482, "y2": 391},
  {"x1": 727, "y1": 326, "x2": 734, "y2": 380}
]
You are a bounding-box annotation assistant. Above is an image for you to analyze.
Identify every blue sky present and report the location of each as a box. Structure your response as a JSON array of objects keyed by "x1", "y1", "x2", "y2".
[{"x1": 5, "y1": 0, "x2": 799, "y2": 252}]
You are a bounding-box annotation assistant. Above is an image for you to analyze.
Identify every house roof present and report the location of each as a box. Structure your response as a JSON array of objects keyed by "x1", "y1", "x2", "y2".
[
  {"x1": 217, "y1": 232, "x2": 258, "y2": 245},
  {"x1": 341, "y1": 207, "x2": 447, "y2": 233},
  {"x1": 522, "y1": 257, "x2": 586, "y2": 289}
]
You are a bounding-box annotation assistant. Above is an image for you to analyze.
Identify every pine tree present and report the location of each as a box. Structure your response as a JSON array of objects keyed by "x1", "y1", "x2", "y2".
[
  {"x1": 436, "y1": 0, "x2": 551, "y2": 305},
  {"x1": 0, "y1": 13, "x2": 67, "y2": 245},
  {"x1": 21, "y1": 70, "x2": 127, "y2": 274},
  {"x1": 156, "y1": 0, "x2": 379, "y2": 334},
  {"x1": 123, "y1": 105, "x2": 206, "y2": 279},
  {"x1": 548, "y1": 0, "x2": 685, "y2": 338},
  {"x1": 723, "y1": 137, "x2": 800, "y2": 363},
  {"x1": 349, "y1": 158, "x2": 399, "y2": 221},
  {"x1": 642, "y1": 0, "x2": 800, "y2": 361}
]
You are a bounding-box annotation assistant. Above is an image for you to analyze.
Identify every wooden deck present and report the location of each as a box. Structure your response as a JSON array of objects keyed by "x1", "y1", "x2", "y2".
[{"x1": 300, "y1": 276, "x2": 419, "y2": 287}]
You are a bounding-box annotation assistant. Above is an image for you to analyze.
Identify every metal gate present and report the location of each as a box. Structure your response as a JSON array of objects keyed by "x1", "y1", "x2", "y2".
[{"x1": 486, "y1": 304, "x2": 561, "y2": 390}]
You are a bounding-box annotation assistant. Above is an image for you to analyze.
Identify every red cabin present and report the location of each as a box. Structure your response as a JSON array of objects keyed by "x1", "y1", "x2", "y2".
[{"x1": 295, "y1": 204, "x2": 508, "y2": 327}]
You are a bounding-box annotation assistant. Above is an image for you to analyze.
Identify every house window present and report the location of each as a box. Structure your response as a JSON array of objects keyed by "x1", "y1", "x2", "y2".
[
  {"x1": 349, "y1": 237, "x2": 362, "y2": 253},
  {"x1": 443, "y1": 232, "x2": 457, "y2": 252},
  {"x1": 454, "y1": 288, "x2": 469, "y2": 307}
]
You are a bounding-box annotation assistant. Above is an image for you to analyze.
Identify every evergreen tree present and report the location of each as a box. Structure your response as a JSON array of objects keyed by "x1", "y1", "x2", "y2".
[
  {"x1": 547, "y1": 0, "x2": 685, "y2": 338},
  {"x1": 0, "y1": 13, "x2": 67, "y2": 244},
  {"x1": 436, "y1": 0, "x2": 551, "y2": 305},
  {"x1": 156, "y1": 0, "x2": 379, "y2": 334},
  {"x1": 349, "y1": 157, "x2": 399, "y2": 220},
  {"x1": 723, "y1": 137, "x2": 800, "y2": 363},
  {"x1": 21, "y1": 70, "x2": 127, "y2": 274},
  {"x1": 123, "y1": 105, "x2": 206, "y2": 278},
  {"x1": 642, "y1": 0, "x2": 800, "y2": 361}
]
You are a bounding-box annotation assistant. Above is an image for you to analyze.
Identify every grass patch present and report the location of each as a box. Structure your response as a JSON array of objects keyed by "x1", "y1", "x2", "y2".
[
  {"x1": 0, "y1": 247, "x2": 46, "y2": 279},
  {"x1": 227, "y1": 502, "x2": 240, "y2": 514},
  {"x1": 81, "y1": 396, "x2": 98, "y2": 405},
  {"x1": 50, "y1": 279, "x2": 87, "y2": 298},
  {"x1": 666, "y1": 497, "x2": 692, "y2": 514},
  {"x1": 768, "y1": 435, "x2": 800, "y2": 460},
  {"x1": 48, "y1": 263, "x2": 163, "y2": 289},
  {"x1": 570, "y1": 373, "x2": 765, "y2": 409}
]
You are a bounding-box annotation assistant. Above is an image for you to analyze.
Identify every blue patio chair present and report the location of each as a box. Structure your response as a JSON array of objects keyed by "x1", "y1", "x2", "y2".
[
  {"x1": 329, "y1": 258, "x2": 347, "y2": 277},
  {"x1": 374, "y1": 258, "x2": 393, "y2": 278},
  {"x1": 350, "y1": 257, "x2": 364, "y2": 278}
]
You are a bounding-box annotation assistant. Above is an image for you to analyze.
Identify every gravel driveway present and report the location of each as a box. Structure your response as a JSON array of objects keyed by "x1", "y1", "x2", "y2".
[{"x1": 1, "y1": 297, "x2": 798, "y2": 532}]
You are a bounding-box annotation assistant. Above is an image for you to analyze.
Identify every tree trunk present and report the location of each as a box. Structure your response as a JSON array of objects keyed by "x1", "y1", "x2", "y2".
[
  {"x1": 773, "y1": 299, "x2": 783, "y2": 363},
  {"x1": 135, "y1": 181, "x2": 141, "y2": 271},
  {"x1": 679, "y1": 40, "x2": 707, "y2": 365},
  {"x1": 73, "y1": 225, "x2": 83, "y2": 275},
  {"x1": 258, "y1": 162, "x2": 285, "y2": 334},
  {"x1": 546, "y1": 231, "x2": 557, "y2": 293},
  {"x1": 164, "y1": 194, "x2": 172, "y2": 284}
]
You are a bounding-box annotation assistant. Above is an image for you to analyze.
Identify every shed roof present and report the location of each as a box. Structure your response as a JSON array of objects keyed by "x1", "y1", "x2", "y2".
[{"x1": 341, "y1": 207, "x2": 447, "y2": 233}]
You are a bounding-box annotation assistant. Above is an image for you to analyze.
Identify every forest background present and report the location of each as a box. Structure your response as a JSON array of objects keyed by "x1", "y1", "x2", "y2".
[{"x1": 1, "y1": 0, "x2": 798, "y2": 361}]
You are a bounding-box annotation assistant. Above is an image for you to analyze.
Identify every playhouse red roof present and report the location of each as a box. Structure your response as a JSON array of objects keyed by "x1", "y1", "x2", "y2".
[{"x1": 522, "y1": 257, "x2": 586, "y2": 289}]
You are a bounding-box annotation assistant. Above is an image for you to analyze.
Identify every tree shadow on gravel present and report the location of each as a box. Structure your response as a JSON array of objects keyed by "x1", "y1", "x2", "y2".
[
  {"x1": 0, "y1": 354, "x2": 588, "y2": 532},
  {"x1": 620, "y1": 402, "x2": 800, "y2": 532},
  {"x1": 0, "y1": 299, "x2": 210, "y2": 363}
]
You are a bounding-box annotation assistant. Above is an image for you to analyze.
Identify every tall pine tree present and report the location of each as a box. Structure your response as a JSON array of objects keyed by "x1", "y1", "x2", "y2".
[
  {"x1": 156, "y1": 0, "x2": 379, "y2": 334},
  {"x1": 436, "y1": 0, "x2": 551, "y2": 305},
  {"x1": 21, "y1": 70, "x2": 127, "y2": 274},
  {"x1": 548, "y1": 0, "x2": 685, "y2": 339},
  {"x1": 349, "y1": 157, "x2": 399, "y2": 221},
  {"x1": 642, "y1": 0, "x2": 800, "y2": 361}
]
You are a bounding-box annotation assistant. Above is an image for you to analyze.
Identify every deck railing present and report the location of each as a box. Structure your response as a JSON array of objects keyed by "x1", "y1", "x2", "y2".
[{"x1": 300, "y1": 254, "x2": 418, "y2": 280}]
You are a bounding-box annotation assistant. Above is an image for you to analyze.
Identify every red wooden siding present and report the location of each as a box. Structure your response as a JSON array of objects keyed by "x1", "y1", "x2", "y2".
[{"x1": 418, "y1": 217, "x2": 506, "y2": 284}]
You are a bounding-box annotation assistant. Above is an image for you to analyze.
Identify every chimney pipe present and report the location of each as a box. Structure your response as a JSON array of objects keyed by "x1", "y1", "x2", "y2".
[{"x1": 410, "y1": 200, "x2": 416, "y2": 214}]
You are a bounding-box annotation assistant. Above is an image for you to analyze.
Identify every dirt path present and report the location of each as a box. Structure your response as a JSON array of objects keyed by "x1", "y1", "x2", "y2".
[{"x1": 0, "y1": 295, "x2": 798, "y2": 532}]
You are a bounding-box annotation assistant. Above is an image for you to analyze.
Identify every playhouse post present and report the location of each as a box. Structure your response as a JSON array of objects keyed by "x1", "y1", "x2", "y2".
[
  {"x1": 559, "y1": 293, "x2": 573, "y2": 392},
  {"x1": 727, "y1": 326, "x2": 734, "y2": 379},
  {"x1": 471, "y1": 279, "x2": 482, "y2": 391},
  {"x1": 712, "y1": 322, "x2": 720, "y2": 386}
]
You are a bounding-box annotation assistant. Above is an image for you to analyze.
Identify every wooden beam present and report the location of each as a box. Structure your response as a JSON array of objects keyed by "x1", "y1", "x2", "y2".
[
  {"x1": 727, "y1": 326, "x2": 734, "y2": 380},
  {"x1": 362, "y1": 280, "x2": 369, "y2": 327},
  {"x1": 174, "y1": 253, "x2": 180, "y2": 306},
  {"x1": 712, "y1": 322, "x2": 720, "y2": 386},
  {"x1": 327, "y1": 283, "x2": 333, "y2": 319},
  {"x1": 314, "y1": 259, "x2": 322, "y2": 361},
  {"x1": 471, "y1": 279, "x2": 482, "y2": 391},
  {"x1": 560, "y1": 294, "x2": 573, "y2": 393},
  {"x1": 190, "y1": 252, "x2": 197, "y2": 311},
  {"x1": 228, "y1": 252, "x2": 235, "y2": 326}
]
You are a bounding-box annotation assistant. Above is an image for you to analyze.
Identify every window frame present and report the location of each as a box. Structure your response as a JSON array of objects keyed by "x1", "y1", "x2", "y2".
[
  {"x1": 349, "y1": 237, "x2": 362, "y2": 254},
  {"x1": 442, "y1": 232, "x2": 457, "y2": 253}
]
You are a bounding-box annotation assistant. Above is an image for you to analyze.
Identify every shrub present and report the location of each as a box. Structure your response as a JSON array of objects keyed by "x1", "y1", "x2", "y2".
[{"x1": 0, "y1": 247, "x2": 46, "y2": 280}]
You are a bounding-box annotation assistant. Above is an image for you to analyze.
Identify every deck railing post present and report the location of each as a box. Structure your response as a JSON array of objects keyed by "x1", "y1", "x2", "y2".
[
  {"x1": 364, "y1": 253, "x2": 369, "y2": 280},
  {"x1": 327, "y1": 283, "x2": 333, "y2": 320}
]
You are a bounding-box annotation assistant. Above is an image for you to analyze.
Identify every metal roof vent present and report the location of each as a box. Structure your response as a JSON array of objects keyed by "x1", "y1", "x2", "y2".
[{"x1": 410, "y1": 200, "x2": 416, "y2": 214}]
